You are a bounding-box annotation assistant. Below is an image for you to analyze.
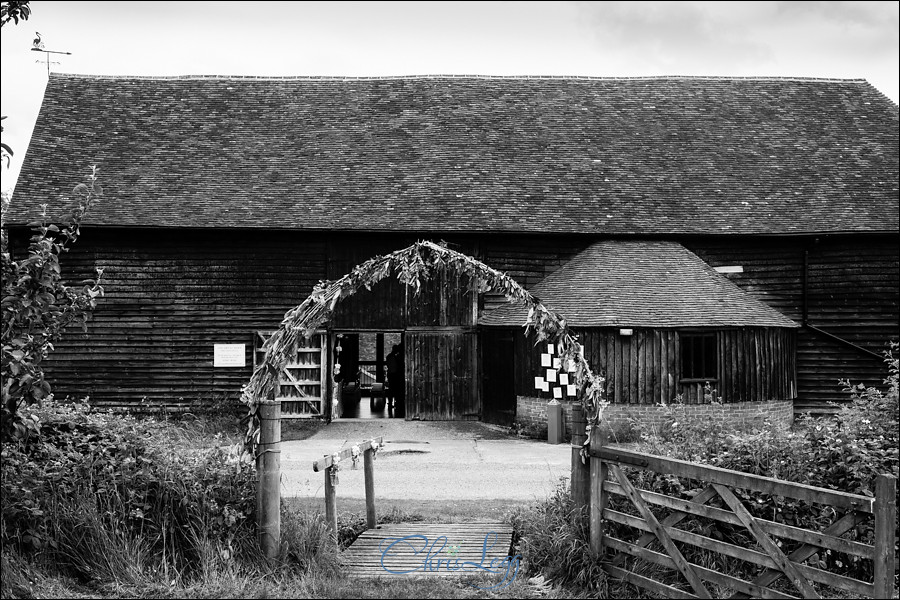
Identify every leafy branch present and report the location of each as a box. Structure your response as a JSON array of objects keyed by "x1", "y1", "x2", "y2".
[{"x1": 1, "y1": 167, "x2": 104, "y2": 440}]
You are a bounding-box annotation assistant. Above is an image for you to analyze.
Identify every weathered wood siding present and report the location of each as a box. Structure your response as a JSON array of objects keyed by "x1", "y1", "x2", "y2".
[
  {"x1": 328, "y1": 237, "x2": 411, "y2": 330},
  {"x1": 329, "y1": 237, "x2": 477, "y2": 329},
  {"x1": 512, "y1": 327, "x2": 796, "y2": 405},
  {"x1": 479, "y1": 236, "x2": 589, "y2": 312},
  {"x1": 8, "y1": 227, "x2": 894, "y2": 414},
  {"x1": 405, "y1": 330, "x2": 479, "y2": 420},
  {"x1": 687, "y1": 234, "x2": 899, "y2": 409},
  {"x1": 18, "y1": 228, "x2": 328, "y2": 409},
  {"x1": 406, "y1": 269, "x2": 477, "y2": 328}
]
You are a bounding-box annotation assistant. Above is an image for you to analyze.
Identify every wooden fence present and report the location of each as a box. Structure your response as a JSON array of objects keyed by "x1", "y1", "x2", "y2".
[
  {"x1": 577, "y1": 430, "x2": 897, "y2": 599},
  {"x1": 313, "y1": 437, "x2": 383, "y2": 551}
]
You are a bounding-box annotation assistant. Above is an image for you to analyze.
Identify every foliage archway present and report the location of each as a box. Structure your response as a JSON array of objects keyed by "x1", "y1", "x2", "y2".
[{"x1": 241, "y1": 240, "x2": 608, "y2": 453}]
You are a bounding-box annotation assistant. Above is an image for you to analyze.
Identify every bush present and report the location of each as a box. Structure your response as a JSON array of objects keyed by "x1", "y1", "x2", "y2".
[
  {"x1": 1, "y1": 401, "x2": 257, "y2": 585},
  {"x1": 796, "y1": 340, "x2": 899, "y2": 494}
]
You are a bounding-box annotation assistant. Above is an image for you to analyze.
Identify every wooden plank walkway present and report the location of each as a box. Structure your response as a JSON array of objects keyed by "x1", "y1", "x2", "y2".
[{"x1": 342, "y1": 522, "x2": 517, "y2": 580}]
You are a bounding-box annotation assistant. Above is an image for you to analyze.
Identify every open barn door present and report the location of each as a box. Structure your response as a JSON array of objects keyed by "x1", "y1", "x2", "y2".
[
  {"x1": 405, "y1": 329, "x2": 480, "y2": 420},
  {"x1": 254, "y1": 331, "x2": 329, "y2": 418}
]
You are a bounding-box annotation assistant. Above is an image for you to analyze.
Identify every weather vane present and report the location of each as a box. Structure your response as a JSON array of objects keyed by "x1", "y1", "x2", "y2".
[{"x1": 31, "y1": 32, "x2": 71, "y2": 76}]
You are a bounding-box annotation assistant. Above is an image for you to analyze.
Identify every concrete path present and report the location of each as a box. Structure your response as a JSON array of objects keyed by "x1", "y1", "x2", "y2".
[{"x1": 280, "y1": 420, "x2": 572, "y2": 507}]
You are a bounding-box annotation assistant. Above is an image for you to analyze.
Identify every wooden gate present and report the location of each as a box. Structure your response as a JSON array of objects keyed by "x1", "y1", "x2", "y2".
[
  {"x1": 405, "y1": 329, "x2": 479, "y2": 420},
  {"x1": 590, "y1": 444, "x2": 897, "y2": 599},
  {"x1": 254, "y1": 331, "x2": 328, "y2": 418}
]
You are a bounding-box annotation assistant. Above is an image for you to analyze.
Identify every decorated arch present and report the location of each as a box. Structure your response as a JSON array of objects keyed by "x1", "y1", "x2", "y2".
[{"x1": 241, "y1": 240, "x2": 607, "y2": 452}]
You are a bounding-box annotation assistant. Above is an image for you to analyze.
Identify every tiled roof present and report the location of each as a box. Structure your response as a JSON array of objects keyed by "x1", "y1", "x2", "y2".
[
  {"x1": 6, "y1": 74, "x2": 898, "y2": 234},
  {"x1": 479, "y1": 240, "x2": 799, "y2": 328}
]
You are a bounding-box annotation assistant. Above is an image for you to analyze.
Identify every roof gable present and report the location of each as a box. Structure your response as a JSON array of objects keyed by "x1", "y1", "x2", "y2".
[
  {"x1": 479, "y1": 240, "x2": 799, "y2": 328},
  {"x1": 6, "y1": 74, "x2": 899, "y2": 234}
]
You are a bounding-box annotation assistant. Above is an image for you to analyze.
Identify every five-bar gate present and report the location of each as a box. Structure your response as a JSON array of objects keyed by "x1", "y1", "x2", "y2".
[{"x1": 588, "y1": 441, "x2": 897, "y2": 599}]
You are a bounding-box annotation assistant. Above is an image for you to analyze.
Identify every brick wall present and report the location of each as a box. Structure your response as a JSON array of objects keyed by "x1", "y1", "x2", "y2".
[{"x1": 516, "y1": 396, "x2": 794, "y2": 439}]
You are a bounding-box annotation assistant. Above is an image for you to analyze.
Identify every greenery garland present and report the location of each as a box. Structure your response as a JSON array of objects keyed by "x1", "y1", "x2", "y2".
[{"x1": 241, "y1": 240, "x2": 608, "y2": 454}]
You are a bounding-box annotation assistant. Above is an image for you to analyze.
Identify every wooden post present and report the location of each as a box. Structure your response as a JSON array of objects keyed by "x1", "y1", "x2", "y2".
[
  {"x1": 324, "y1": 462, "x2": 338, "y2": 551},
  {"x1": 874, "y1": 474, "x2": 897, "y2": 600},
  {"x1": 571, "y1": 403, "x2": 590, "y2": 513},
  {"x1": 589, "y1": 421, "x2": 609, "y2": 556},
  {"x1": 364, "y1": 446, "x2": 377, "y2": 529},
  {"x1": 256, "y1": 399, "x2": 281, "y2": 559}
]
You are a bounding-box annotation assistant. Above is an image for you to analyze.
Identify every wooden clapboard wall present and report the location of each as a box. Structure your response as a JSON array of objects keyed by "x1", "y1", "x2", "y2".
[
  {"x1": 9, "y1": 228, "x2": 328, "y2": 409},
  {"x1": 687, "y1": 234, "x2": 899, "y2": 410},
  {"x1": 327, "y1": 237, "x2": 413, "y2": 330},
  {"x1": 5, "y1": 226, "x2": 895, "y2": 414},
  {"x1": 328, "y1": 236, "x2": 478, "y2": 330},
  {"x1": 479, "y1": 236, "x2": 589, "y2": 313},
  {"x1": 512, "y1": 327, "x2": 796, "y2": 405}
]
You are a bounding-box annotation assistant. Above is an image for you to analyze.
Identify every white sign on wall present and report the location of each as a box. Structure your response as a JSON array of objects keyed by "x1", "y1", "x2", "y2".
[{"x1": 214, "y1": 344, "x2": 246, "y2": 367}]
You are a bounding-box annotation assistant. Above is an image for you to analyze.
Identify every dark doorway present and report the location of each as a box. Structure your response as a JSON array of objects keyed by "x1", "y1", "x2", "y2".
[
  {"x1": 481, "y1": 328, "x2": 516, "y2": 426},
  {"x1": 333, "y1": 331, "x2": 404, "y2": 419}
]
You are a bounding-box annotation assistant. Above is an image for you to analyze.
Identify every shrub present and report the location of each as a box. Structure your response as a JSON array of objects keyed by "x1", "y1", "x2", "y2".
[
  {"x1": 1, "y1": 401, "x2": 257, "y2": 585},
  {"x1": 796, "y1": 340, "x2": 899, "y2": 494}
]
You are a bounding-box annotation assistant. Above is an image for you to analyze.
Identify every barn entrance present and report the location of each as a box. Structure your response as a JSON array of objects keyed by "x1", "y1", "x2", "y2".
[
  {"x1": 326, "y1": 239, "x2": 482, "y2": 422},
  {"x1": 333, "y1": 330, "x2": 405, "y2": 419}
]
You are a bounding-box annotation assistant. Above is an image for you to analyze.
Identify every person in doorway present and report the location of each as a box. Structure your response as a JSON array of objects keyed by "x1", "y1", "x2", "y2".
[{"x1": 385, "y1": 343, "x2": 404, "y2": 413}]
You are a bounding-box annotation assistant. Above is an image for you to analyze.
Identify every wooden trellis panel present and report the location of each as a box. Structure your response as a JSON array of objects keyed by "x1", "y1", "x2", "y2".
[{"x1": 254, "y1": 330, "x2": 328, "y2": 418}]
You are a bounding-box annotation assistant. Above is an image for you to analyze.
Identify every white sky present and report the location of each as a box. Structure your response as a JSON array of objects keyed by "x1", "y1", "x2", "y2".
[{"x1": 2, "y1": 1, "x2": 898, "y2": 194}]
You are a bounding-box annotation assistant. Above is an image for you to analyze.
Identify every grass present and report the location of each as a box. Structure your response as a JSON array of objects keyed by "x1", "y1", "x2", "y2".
[
  {"x1": 2, "y1": 499, "x2": 586, "y2": 599},
  {"x1": 1, "y1": 410, "x2": 595, "y2": 599}
]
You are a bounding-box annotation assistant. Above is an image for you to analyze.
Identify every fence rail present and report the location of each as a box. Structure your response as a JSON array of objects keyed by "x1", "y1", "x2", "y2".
[
  {"x1": 313, "y1": 436, "x2": 383, "y2": 551},
  {"x1": 582, "y1": 434, "x2": 897, "y2": 599}
]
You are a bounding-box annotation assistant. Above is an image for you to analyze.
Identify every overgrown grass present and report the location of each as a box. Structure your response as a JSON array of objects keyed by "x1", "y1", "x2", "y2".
[
  {"x1": 1, "y1": 402, "x2": 578, "y2": 599},
  {"x1": 506, "y1": 479, "x2": 607, "y2": 595}
]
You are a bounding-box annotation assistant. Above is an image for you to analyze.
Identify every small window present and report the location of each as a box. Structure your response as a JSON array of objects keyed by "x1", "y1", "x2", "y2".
[{"x1": 681, "y1": 333, "x2": 717, "y2": 381}]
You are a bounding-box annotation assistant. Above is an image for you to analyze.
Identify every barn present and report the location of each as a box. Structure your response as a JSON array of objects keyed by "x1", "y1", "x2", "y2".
[{"x1": 3, "y1": 74, "x2": 898, "y2": 424}]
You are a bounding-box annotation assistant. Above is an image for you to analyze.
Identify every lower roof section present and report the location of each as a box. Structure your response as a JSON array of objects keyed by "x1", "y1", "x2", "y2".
[{"x1": 479, "y1": 240, "x2": 799, "y2": 329}]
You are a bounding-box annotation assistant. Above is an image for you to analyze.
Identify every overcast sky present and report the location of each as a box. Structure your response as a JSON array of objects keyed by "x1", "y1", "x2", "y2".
[{"x1": 2, "y1": 1, "x2": 898, "y2": 193}]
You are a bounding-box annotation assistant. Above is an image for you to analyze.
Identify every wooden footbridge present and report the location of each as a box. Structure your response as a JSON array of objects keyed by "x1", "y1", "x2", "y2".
[{"x1": 343, "y1": 522, "x2": 517, "y2": 580}]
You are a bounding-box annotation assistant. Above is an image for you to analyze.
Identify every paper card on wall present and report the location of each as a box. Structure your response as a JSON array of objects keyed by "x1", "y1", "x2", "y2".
[
  {"x1": 541, "y1": 353, "x2": 552, "y2": 367},
  {"x1": 214, "y1": 343, "x2": 246, "y2": 367},
  {"x1": 566, "y1": 384, "x2": 577, "y2": 396},
  {"x1": 546, "y1": 368, "x2": 557, "y2": 382},
  {"x1": 553, "y1": 357, "x2": 561, "y2": 369},
  {"x1": 559, "y1": 373, "x2": 569, "y2": 386},
  {"x1": 567, "y1": 360, "x2": 577, "y2": 373},
  {"x1": 534, "y1": 376, "x2": 545, "y2": 390},
  {"x1": 553, "y1": 386, "x2": 563, "y2": 399},
  {"x1": 539, "y1": 380, "x2": 550, "y2": 392},
  {"x1": 547, "y1": 343, "x2": 555, "y2": 355}
]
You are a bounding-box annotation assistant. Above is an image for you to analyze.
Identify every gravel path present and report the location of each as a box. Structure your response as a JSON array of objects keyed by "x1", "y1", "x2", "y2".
[{"x1": 280, "y1": 420, "x2": 572, "y2": 506}]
